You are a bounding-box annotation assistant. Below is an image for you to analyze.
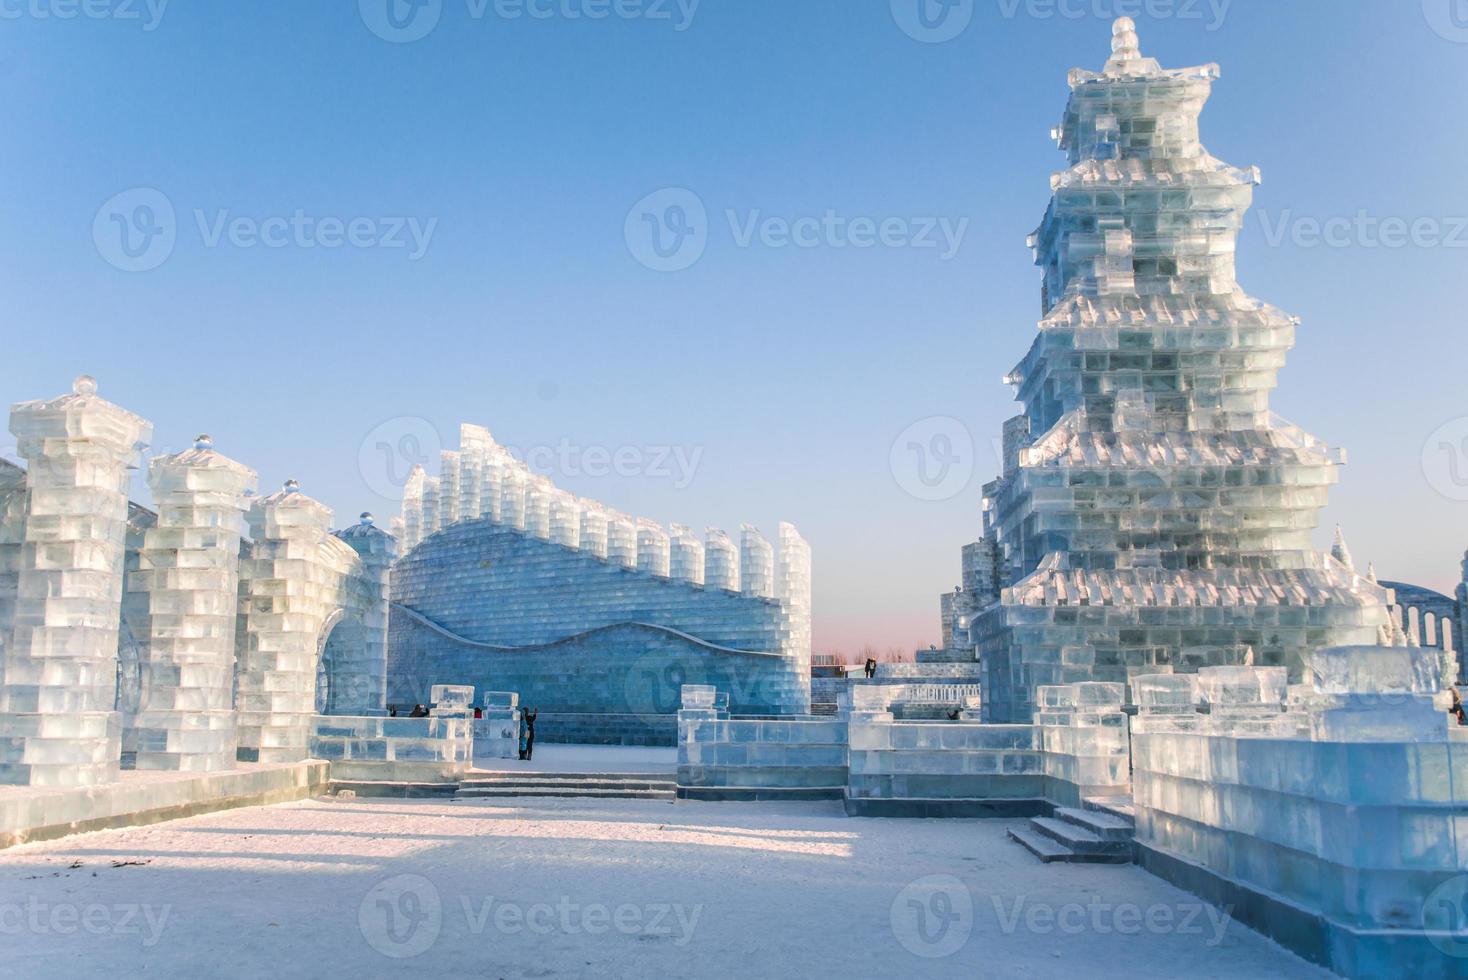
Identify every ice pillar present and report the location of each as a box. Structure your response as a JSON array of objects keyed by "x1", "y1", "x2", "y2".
[
  {"x1": 331, "y1": 513, "x2": 400, "y2": 714},
  {"x1": 131, "y1": 436, "x2": 256, "y2": 771},
  {"x1": 0, "y1": 376, "x2": 152, "y2": 786},
  {"x1": 236, "y1": 481, "x2": 337, "y2": 763}
]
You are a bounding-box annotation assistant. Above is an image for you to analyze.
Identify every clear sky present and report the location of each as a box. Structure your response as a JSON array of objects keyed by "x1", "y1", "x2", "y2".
[{"x1": 3, "y1": 1, "x2": 1466, "y2": 655}]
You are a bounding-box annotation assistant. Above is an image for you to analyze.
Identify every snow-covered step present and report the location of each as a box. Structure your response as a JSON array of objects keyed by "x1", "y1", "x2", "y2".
[
  {"x1": 455, "y1": 771, "x2": 676, "y2": 801},
  {"x1": 1083, "y1": 796, "x2": 1135, "y2": 827},
  {"x1": 1027, "y1": 817, "x2": 1130, "y2": 863},
  {"x1": 1006, "y1": 827, "x2": 1075, "y2": 863},
  {"x1": 1053, "y1": 806, "x2": 1134, "y2": 843},
  {"x1": 456, "y1": 787, "x2": 674, "y2": 801}
]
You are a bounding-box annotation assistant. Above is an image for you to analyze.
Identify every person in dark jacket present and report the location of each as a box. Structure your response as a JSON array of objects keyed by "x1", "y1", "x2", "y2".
[
  {"x1": 864, "y1": 658, "x2": 877, "y2": 679},
  {"x1": 408, "y1": 703, "x2": 428, "y2": 718},
  {"x1": 523, "y1": 708, "x2": 539, "y2": 760}
]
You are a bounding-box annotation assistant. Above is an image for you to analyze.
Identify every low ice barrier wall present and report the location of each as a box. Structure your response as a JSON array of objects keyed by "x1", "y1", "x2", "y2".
[{"x1": 309, "y1": 715, "x2": 472, "y2": 783}]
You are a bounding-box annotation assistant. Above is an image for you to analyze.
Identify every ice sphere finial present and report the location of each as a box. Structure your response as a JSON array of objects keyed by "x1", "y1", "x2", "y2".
[
  {"x1": 72, "y1": 374, "x2": 97, "y2": 396},
  {"x1": 193, "y1": 433, "x2": 213, "y2": 450},
  {"x1": 1110, "y1": 16, "x2": 1141, "y2": 61},
  {"x1": 283, "y1": 479, "x2": 300, "y2": 494},
  {"x1": 359, "y1": 511, "x2": 374, "y2": 525}
]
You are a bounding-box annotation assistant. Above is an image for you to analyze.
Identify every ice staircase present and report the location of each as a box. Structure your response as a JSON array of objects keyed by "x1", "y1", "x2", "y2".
[
  {"x1": 455, "y1": 772, "x2": 676, "y2": 802},
  {"x1": 1007, "y1": 797, "x2": 1135, "y2": 864}
]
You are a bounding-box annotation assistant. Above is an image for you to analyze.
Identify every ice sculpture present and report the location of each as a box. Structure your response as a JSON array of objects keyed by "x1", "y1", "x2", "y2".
[
  {"x1": 131, "y1": 435, "x2": 256, "y2": 771},
  {"x1": 970, "y1": 18, "x2": 1391, "y2": 721},
  {"x1": 0, "y1": 377, "x2": 152, "y2": 786}
]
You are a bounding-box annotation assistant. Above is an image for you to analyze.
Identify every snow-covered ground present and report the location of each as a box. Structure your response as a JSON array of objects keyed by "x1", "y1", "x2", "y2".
[{"x1": 0, "y1": 794, "x2": 1331, "y2": 980}]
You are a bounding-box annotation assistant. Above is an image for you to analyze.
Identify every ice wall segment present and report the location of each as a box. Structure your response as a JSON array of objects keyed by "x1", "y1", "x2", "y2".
[
  {"x1": 965, "y1": 19, "x2": 1391, "y2": 722},
  {"x1": 390, "y1": 423, "x2": 812, "y2": 736}
]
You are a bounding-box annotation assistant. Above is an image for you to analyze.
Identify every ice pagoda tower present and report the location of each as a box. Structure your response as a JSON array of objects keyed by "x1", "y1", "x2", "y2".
[{"x1": 971, "y1": 19, "x2": 1392, "y2": 722}]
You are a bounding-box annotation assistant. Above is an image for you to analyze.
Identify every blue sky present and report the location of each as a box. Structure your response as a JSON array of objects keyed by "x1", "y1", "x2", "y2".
[{"x1": 2, "y1": 1, "x2": 1466, "y2": 654}]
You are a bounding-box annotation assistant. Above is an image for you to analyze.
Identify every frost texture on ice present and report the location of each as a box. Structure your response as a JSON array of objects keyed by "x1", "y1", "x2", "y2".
[{"x1": 969, "y1": 18, "x2": 1393, "y2": 722}]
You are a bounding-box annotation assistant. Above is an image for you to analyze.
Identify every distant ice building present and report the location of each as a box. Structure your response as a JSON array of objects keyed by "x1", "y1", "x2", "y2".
[
  {"x1": 389, "y1": 424, "x2": 811, "y2": 743},
  {"x1": 951, "y1": 20, "x2": 1395, "y2": 722}
]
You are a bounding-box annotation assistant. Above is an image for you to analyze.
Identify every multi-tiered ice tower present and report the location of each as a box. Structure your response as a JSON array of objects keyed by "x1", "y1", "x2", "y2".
[{"x1": 970, "y1": 19, "x2": 1392, "y2": 722}]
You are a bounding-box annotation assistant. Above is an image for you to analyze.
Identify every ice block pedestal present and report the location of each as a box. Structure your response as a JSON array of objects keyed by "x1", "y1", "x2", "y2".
[
  {"x1": 131, "y1": 436, "x2": 256, "y2": 771},
  {"x1": 0, "y1": 376, "x2": 152, "y2": 786}
]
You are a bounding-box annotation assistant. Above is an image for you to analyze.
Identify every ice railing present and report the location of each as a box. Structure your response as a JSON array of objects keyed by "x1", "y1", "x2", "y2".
[
  {"x1": 1129, "y1": 646, "x2": 1458, "y2": 742},
  {"x1": 399, "y1": 422, "x2": 807, "y2": 603},
  {"x1": 850, "y1": 684, "x2": 983, "y2": 710}
]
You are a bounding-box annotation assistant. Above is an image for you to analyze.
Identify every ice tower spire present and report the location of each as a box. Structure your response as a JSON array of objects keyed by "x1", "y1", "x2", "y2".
[
  {"x1": 1103, "y1": 16, "x2": 1156, "y2": 74},
  {"x1": 1330, "y1": 525, "x2": 1356, "y2": 572},
  {"x1": 968, "y1": 21, "x2": 1392, "y2": 723}
]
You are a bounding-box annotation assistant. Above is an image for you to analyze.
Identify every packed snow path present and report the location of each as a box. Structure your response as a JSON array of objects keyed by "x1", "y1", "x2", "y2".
[{"x1": 0, "y1": 795, "x2": 1330, "y2": 979}]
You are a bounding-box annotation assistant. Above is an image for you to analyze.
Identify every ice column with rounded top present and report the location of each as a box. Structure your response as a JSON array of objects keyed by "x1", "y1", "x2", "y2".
[
  {"x1": 637, "y1": 519, "x2": 670, "y2": 577},
  {"x1": 669, "y1": 524, "x2": 704, "y2": 585},
  {"x1": 331, "y1": 512, "x2": 400, "y2": 714},
  {"x1": 236, "y1": 480, "x2": 338, "y2": 763},
  {"x1": 704, "y1": 528, "x2": 739, "y2": 592},
  {"x1": 0, "y1": 376, "x2": 152, "y2": 786},
  {"x1": 131, "y1": 435, "x2": 256, "y2": 771},
  {"x1": 606, "y1": 511, "x2": 637, "y2": 567},
  {"x1": 740, "y1": 524, "x2": 774, "y2": 598}
]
